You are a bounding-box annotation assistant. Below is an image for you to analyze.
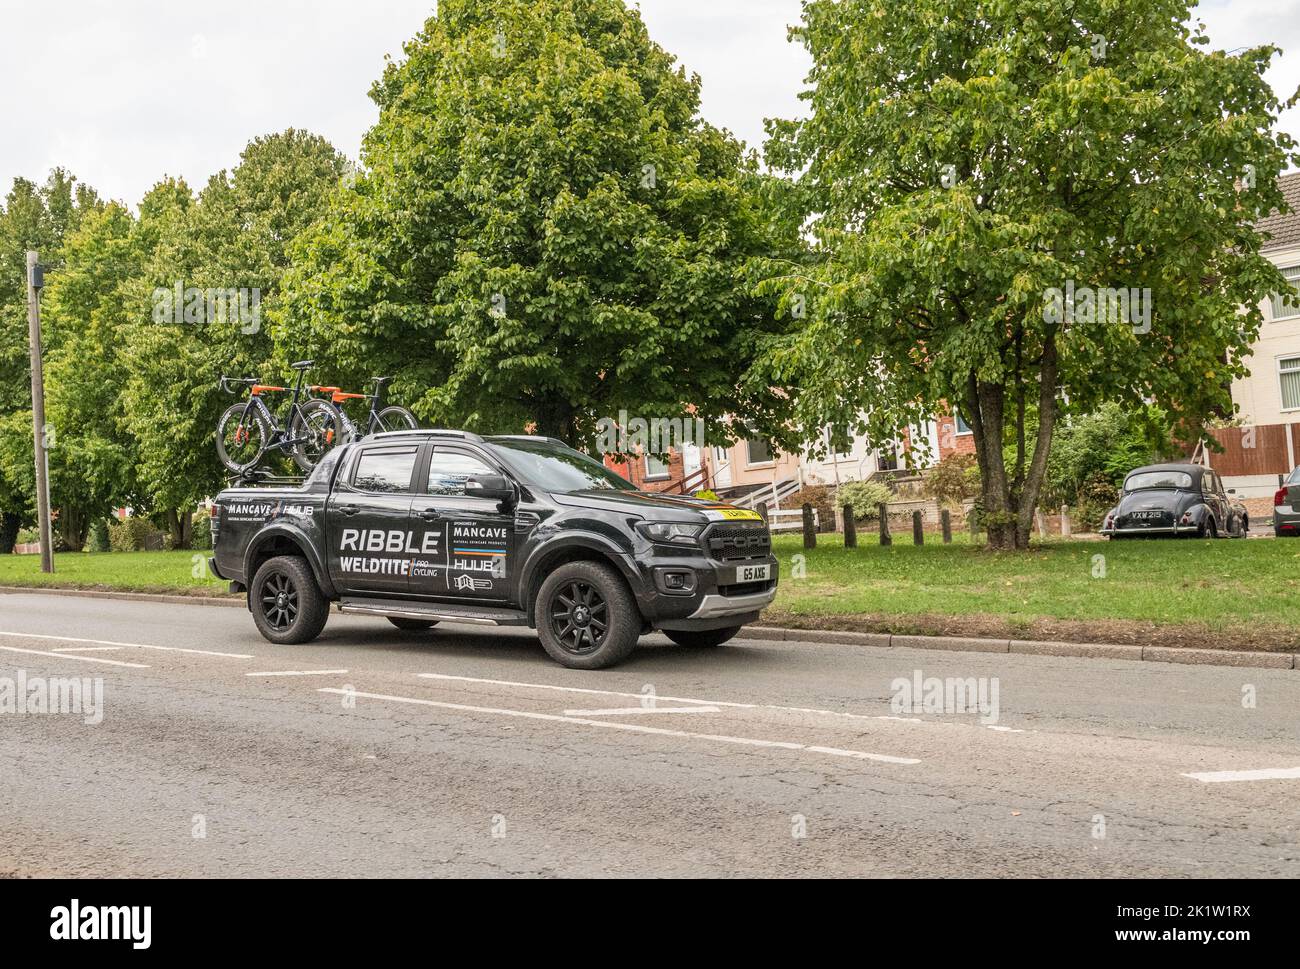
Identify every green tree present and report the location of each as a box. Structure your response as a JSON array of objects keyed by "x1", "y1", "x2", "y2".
[
  {"x1": 754, "y1": 0, "x2": 1297, "y2": 548},
  {"x1": 280, "y1": 0, "x2": 789, "y2": 446},
  {"x1": 0, "y1": 171, "x2": 100, "y2": 552},
  {"x1": 119, "y1": 130, "x2": 346, "y2": 542},
  {"x1": 42, "y1": 202, "x2": 146, "y2": 548}
]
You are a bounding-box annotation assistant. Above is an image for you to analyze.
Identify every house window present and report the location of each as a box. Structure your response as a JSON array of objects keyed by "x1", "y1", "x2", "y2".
[
  {"x1": 1279, "y1": 356, "x2": 1300, "y2": 411},
  {"x1": 746, "y1": 438, "x2": 773, "y2": 465},
  {"x1": 1271, "y1": 266, "x2": 1300, "y2": 321},
  {"x1": 877, "y1": 444, "x2": 901, "y2": 472},
  {"x1": 644, "y1": 453, "x2": 670, "y2": 480},
  {"x1": 954, "y1": 413, "x2": 973, "y2": 435}
]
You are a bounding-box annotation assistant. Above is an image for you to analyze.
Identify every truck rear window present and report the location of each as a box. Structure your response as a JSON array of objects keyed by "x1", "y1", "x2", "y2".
[{"x1": 352, "y1": 447, "x2": 418, "y2": 493}]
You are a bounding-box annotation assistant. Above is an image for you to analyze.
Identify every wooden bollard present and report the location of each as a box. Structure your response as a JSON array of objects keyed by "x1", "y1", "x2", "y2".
[
  {"x1": 912, "y1": 510, "x2": 924, "y2": 545},
  {"x1": 941, "y1": 509, "x2": 952, "y2": 543},
  {"x1": 802, "y1": 502, "x2": 816, "y2": 549},
  {"x1": 878, "y1": 503, "x2": 891, "y2": 546},
  {"x1": 843, "y1": 505, "x2": 856, "y2": 548}
]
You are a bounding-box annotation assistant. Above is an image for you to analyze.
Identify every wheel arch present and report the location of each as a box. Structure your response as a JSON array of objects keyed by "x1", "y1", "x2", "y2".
[
  {"x1": 244, "y1": 525, "x2": 336, "y2": 605},
  {"x1": 519, "y1": 536, "x2": 640, "y2": 627}
]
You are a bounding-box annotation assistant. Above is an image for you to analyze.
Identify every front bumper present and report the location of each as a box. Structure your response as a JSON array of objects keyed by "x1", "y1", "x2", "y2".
[
  {"x1": 687, "y1": 587, "x2": 778, "y2": 620},
  {"x1": 1100, "y1": 524, "x2": 1200, "y2": 536},
  {"x1": 631, "y1": 548, "x2": 778, "y2": 631}
]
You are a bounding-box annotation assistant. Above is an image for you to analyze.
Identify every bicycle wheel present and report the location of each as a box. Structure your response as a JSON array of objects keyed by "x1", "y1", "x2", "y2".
[
  {"x1": 374, "y1": 405, "x2": 418, "y2": 433},
  {"x1": 290, "y1": 399, "x2": 345, "y2": 472},
  {"x1": 216, "y1": 403, "x2": 270, "y2": 474}
]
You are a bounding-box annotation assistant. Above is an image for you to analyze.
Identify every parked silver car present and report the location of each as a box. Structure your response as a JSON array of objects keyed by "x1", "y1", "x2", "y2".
[{"x1": 1274, "y1": 466, "x2": 1300, "y2": 537}]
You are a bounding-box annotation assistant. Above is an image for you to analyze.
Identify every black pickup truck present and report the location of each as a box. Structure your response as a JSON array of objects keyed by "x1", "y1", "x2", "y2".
[{"x1": 208, "y1": 431, "x2": 778, "y2": 669}]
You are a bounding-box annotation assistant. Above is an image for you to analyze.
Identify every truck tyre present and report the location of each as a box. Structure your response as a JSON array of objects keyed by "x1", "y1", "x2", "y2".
[
  {"x1": 250, "y1": 555, "x2": 329, "y2": 645},
  {"x1": 388, "y1": 617, "x2": 438, "y2": 631},
  {"x1": 664, "y1": 626, "x2": 742, "y2": 649},
  {"x1": 536, "y1": 560, "x2": 640, "y2": 670}
]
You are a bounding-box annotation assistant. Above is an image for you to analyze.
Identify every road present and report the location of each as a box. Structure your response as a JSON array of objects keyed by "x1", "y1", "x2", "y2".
[{"x1": 1, "y1": 590, "x2": 1297, "y2": 877}]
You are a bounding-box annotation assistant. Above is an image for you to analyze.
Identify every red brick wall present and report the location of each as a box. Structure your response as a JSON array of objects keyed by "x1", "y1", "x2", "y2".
[
  {"x1": 935, "y1": 405, "x2": 976, "y2": 461},
  {"x1": 603, "y1": 449, "x2": 685, "y2": 492}
]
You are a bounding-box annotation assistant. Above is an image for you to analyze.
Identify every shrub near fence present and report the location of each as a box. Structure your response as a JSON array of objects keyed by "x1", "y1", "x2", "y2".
[{"x1": 108, "y1": 517, "x2": 165, "y2": 552}]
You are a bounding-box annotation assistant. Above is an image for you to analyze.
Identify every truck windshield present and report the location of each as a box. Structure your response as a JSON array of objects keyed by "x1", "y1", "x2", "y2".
[{"x1": 485, "y1": 439, "x2": 636, "y2": 493}]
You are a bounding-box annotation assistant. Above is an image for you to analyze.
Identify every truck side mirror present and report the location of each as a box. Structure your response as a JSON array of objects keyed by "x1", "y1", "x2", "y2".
[{"x1": 465, "y1": 474, "x2": 514, "y2": 501}]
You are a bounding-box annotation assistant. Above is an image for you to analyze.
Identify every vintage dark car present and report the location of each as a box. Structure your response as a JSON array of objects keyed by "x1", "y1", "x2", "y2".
[{"x1": 1099, "y1": 463, "x2": 1249, "y2": 539}]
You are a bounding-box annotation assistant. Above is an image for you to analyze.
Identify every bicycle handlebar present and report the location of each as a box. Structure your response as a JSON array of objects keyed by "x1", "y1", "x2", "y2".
[{"x1": 219, "y1": 376, "x2": 258, "y2": 395}]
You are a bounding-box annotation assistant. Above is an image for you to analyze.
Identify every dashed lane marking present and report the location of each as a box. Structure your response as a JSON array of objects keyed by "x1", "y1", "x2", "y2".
[
  {"x1": 0, "y1": 645, "x2": 150, "y2": 669},
  {"x1": 416, "y1": 671, "x2": 1030, "y2": 733},
  {"x1": 321, "y1": 689, "x2": 921, "y2": 765},
  {"x1": 1183, "y1": 767, "x2": 1300, "y2": 783},
  {"x1": 50, "y1": 646, "x2": 123, "y2": 653},
  {"x1": 0, "y1": 630, "x2": 253, "y2": 659},
  {"x1": 562, "y1": 705, "x2": 723, "y2": 716},
  {"x1": 246, "y1": 669, "x2": 350, "y2": 677}
]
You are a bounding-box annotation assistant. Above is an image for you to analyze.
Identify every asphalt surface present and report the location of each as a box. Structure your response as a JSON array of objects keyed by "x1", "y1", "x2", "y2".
[{"x1": 1, "y1": 590, "x2": 1297, "y2": 878}]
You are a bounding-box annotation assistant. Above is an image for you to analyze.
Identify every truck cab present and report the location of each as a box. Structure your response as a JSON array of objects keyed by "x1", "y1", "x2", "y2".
[{"x1": 210, "y1": 430, "x2": 778, "y2": 669}]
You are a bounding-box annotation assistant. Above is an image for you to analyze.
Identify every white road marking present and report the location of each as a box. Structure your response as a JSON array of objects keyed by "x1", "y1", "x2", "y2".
[
  {"x1": 0, "y1": 630, "x2": 252, "y2": 659},
  {"x1": 246, "y1": 669, "x2": 350, "y2": 677},
  {"x1": 50, "y1": 646, "x2": 123, "y2": 653},
  {"x1": 0, "y1": 645, "x2": 150, "y2": 669},
  {"x1": 416, "y1": 671, "x2": 1028, "y2": 733},
  {"x1": 322, "y1": 689, "x2": 920, "y2": 765},
  {"x1": 562, "y1": 705, "x2": 723, "y2": 716},
  {"x1": 1183, "y1": 767, "x2": 1300, "y2": 783}
]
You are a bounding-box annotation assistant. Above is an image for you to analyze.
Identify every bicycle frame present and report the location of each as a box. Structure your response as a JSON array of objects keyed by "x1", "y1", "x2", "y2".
[{"x1": 233, "y1": 366, "x2": 316, "y2": 448}]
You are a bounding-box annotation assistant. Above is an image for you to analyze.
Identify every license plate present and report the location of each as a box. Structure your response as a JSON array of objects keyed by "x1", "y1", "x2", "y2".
[
  {"x1": 735, "y1": 564, "x2": 771, "y2": 583},
  {"x1": 1131, "y1": 511, "x2": 1163, "y2": 520}
]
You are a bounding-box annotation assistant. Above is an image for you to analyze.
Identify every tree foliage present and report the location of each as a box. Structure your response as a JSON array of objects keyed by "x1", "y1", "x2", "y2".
[
  {"x1": 279, "y1": 0, "x2": 791, "y2": 445},
  {"x1": 753, "y1": 0, "x2": 1297, "y2": 548}
]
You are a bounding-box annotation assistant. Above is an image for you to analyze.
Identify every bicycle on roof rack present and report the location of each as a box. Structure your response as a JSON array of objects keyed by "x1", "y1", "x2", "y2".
[
  {"x1": 309, "y1": 376, "x2": 418, "y2": 443},
  {"x1": 215, "y1": 360, "x2": 344, "y2": 475}
]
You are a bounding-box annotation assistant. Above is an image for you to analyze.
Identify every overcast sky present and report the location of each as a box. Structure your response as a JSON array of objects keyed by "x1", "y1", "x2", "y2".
[{"x1": 3, "y1": 0, "x2": 1297, "y2": 207}]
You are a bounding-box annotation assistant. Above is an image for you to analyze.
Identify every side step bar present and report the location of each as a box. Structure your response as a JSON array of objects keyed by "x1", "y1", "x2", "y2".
[{"x1": 337, "y1": 597, "x2": 530, "y2": 627}]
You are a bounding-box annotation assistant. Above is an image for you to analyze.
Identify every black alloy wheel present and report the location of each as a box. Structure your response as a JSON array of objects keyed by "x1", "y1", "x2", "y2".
[
  {"x1": 260, "y1": 569, "x2": 299, "y2": 631},
  {"x1": 550, "y1": 579, "x2": 609, "y2": 655}
]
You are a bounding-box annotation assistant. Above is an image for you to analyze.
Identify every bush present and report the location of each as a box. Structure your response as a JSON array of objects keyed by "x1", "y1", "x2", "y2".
[
  {"x1": 835, "y1": 478, "x2": 895, "y2": 521},
  {"x1": 191, "y1": 511, "x2": 213, "y2": 551},
  {"x1": 692, "y1": 489, "x2": 719, "y2": 502},
  {"x1": 787, "y1": 484, "x2": 835, "y2": 529},
  {"x1": 1045, "y1": 403, "x2": 1166, "y2": 507},
  {"x1": 16, "y1": 527, "x2": 39, "y2": 545},
  {"x1": 1074, "y1": 473, "x2": 1120, "y2": 532},
  {"x1": 925, "y1": 453, "x2": 981, "y2": 506},
  {"x1": 86, "y1": 519, "x2": 111, "y2": 553},
  {"x1": 109, "y1": 517, "x2": 163, "y2": 553}
]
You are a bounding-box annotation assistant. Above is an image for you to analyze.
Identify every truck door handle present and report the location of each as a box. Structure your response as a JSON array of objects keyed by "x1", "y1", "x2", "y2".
[
  {"x1": 338, "y1": 504, "x2": 360, "y2": 516},
  {"x1": 418, "y1": 508, "x2": 440, "y2": 522}
]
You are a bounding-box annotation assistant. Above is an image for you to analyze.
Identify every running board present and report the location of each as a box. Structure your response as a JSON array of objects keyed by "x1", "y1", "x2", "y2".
[{"x1": 337, "y1": 597, "x2": 530, "y2": 626}]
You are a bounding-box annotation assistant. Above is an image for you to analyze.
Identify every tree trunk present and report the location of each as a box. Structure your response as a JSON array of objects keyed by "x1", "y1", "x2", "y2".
[
  {"x1": 0, "y1": 512, "x2": 20, "y2": 554},
  {"x1": 964, "y1": 331, "x2": 1059, "y2": 551},
  {"x1": 532, "y1": 398, "x2": 578, "y2": 447},
  {"x1": 165, "y1": 508, "x2": 192, "y2": 550},
  {"x1": 58, "y1": 507, "x2": 87, "y2": 552}
]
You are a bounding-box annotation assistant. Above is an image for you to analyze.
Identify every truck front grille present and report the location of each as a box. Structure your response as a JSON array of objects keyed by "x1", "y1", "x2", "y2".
[{"x1": 704, "y1": 522, "x2": 771, "y2": 562}]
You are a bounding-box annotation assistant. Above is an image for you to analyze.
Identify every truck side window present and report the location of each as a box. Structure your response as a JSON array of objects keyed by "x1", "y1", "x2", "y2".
[
  {"x1": 428, "y1": 451, "x2": 495, "y2": 496},
  {"x1": 352, "y1": 447, "x2": 419, "y2": 494}
]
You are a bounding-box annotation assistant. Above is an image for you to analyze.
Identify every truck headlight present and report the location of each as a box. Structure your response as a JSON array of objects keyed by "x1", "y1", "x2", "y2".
[{"x1": 638, "y1": 522, "x2": 704, "y2": 545}]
